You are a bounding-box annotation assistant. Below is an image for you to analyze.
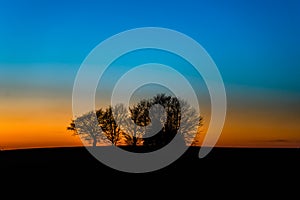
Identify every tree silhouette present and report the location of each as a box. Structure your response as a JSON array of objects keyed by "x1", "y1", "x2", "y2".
[
  {"x1": 67, "y1": 93, "x2": 203, "y2": 148},
  {"x1": 97, "y1": 105, "x2": 124, "y2": 145},
  {"x1": 176, "y1": 100, "x2": 203, "y2": 146},
  {"x1": 126, "y1": 100, "x2": 150, "y2": 146},
  {"x1": 67, "y1": 111, "x2": 103, "y2": 147},
  {"x1": 137, "y1": 94, "x2": 182, "y2": 149},
  {"x1": 68, "y1": 105, "x2": 125, "y2": 146},
  {"x1": 129, "y1": 94, "x2": 202, "y2": 149}
]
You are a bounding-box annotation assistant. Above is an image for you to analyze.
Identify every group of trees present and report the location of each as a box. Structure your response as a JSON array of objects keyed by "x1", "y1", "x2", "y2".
[{"x1": 67, "y1": 94, "x2": 202, "y2": 148}]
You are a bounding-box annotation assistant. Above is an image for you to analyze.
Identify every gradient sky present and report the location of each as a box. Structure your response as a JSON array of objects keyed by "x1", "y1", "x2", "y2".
[{"x1": 0, "y1": 0, "x2": 300, "y2": 149}]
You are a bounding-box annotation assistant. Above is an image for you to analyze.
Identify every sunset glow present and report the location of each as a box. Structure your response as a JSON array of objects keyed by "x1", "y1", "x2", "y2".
[{"x1": 1, "y1": 0, "x2": 299, "y2": 150}]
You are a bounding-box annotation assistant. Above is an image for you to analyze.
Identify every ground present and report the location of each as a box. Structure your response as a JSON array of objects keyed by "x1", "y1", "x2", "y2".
[{"x1": 0, "y1": 146, "x2": 298, "y2": 196}]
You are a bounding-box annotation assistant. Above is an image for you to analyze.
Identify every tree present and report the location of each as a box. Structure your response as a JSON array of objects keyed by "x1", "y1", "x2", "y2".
[
  {"x1": 97, "y1": 105, "x2": 124, "y2": 145},
  {"x1": 67, "y1": 93, "x2": 203, "y2": 148},
  {"x1": 130, "y1": 94, "x2": 203, "y2": 148},
  {"x1": 141, "y1": 94, "x2": 181, "y2": 148},
  {"x1": 176, "y1": 99, "x2": 203, "y2": 146},
  {"x1": 125, "y1": 100, "x2": 150, "y2": 146},
  {"x1": 67, "y1": 111, "x2": 103, "y2": 147},
  {"x1": 68, "y1": 105, "x2": 125, "y2": 146}
]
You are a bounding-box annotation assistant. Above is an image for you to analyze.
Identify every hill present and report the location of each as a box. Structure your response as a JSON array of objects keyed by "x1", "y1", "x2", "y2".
[
  {"x1": 0, "y1": 146, "x2": 298, "y2": 196},
  {"x1": 1, "y1": 146, "x2": 299, "y2": 172}
]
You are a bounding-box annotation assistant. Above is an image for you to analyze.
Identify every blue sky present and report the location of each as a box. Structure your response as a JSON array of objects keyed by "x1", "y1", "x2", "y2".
[
  {"x1": 1, "y1": 0, "x2": 300, "y2": 149},
  {"x1": 1, "y1": 0, "x2": 299, "y2": 92}
]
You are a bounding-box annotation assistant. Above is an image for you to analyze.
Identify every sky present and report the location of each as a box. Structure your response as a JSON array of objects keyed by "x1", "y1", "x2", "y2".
[{"x1": 0, "y1": 0, "x2": 300, "y2": 149}]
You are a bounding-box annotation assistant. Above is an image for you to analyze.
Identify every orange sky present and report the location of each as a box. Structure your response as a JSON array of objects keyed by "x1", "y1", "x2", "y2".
[
  {"x1": 0, "y1": 92, "x2": 82, "y2": 150},
  {"x1": 0, "y1": 85, "x2": 300, "y2": 150}
]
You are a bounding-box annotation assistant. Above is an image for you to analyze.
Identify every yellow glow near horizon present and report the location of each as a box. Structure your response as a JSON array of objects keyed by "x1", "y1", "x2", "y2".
[
  {"x1": 0, "y1": 94, "x2": 82, "y2": 150},
  {"x1": 0, "y1": 86, "x2": 300, "y2": 150}
]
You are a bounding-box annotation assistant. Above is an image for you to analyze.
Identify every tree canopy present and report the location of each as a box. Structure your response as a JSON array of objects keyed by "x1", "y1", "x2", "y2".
[{"x1": 67, "y1": 94, "x2": 202, "y2": 149}]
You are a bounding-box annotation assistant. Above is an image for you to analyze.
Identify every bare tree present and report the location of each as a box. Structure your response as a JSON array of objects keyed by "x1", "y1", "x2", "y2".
[
  {"x1": 177, "y1": 99, "x2": 203, "y2": 146},
  {"x1": 67, "y1": 94, "x2": 203, "y2": 148},
  {"x1": 97, "y1": 105, "x2": 123, "y2": 145},
  {"x1": 126, "y1": 100, "x2": 150, "y2": 146},
  {"x1": 131, "y1": 94, "x2": 203, "y2": 148},
  {"x1": 67, "y1": 111, "x2": 103, "y2": 147},
  {"x1": 67, "y1": 105, "x2": 126, "y2": 146}
]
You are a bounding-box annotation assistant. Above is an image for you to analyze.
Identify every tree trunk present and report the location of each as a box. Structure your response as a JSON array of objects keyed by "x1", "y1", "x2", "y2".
[
  {"x1": 133, "y1": 125, "x2": 137, "y2": 146},
  {"x1": 92, "y1": 138, "x2": 97, "y2": 147},
  {"x1": 133, "y1": 136, "x2": 137, "y2": 146}
]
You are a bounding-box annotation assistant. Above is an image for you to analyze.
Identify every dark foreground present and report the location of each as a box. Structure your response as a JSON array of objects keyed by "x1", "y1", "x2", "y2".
[{"x1": 0, "y1": 146, "x2": 299, "y2": 195}]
